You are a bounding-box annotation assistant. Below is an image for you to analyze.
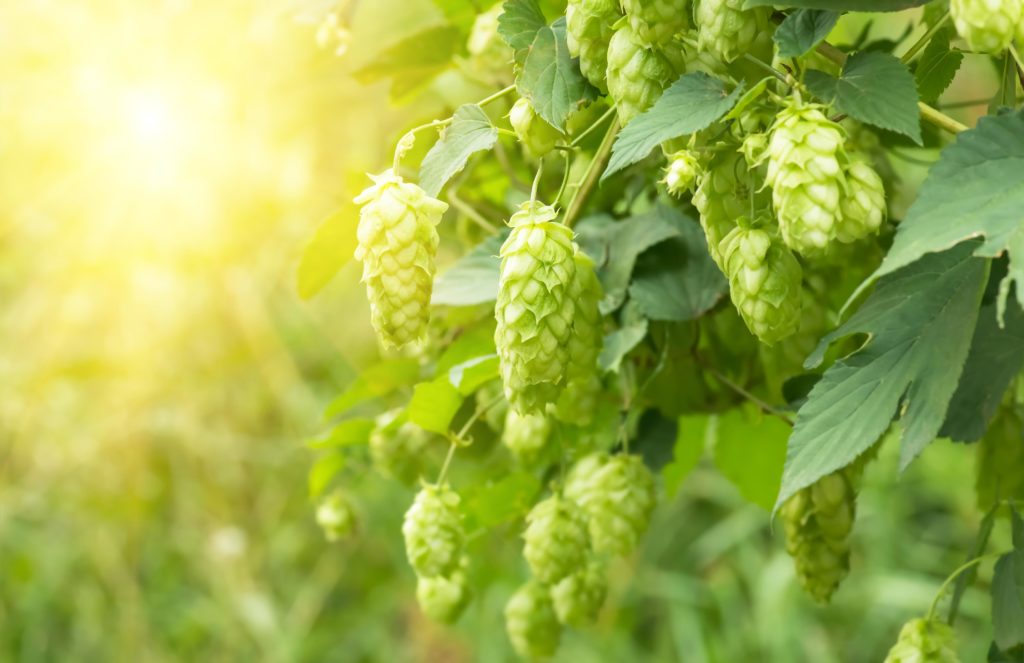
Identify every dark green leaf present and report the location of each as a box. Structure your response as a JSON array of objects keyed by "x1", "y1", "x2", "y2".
[
  {"x1": 744, "y1": 0, "x2": 925, "y2": 11},
  {"x1": 517, "y1": 18, "x2": 597, "y2": 129},
  {"x1": 989, "y1": 642, "x2": 1024, "y2": 662},
  {"x1": 324, "y1": 358, "x2": 421, "y2": 419},
  {"x1": 297, "y1": 204, "x2": 357, "y2": 300},
  {"x1": 774, "y1": 10, "x2": 840, "y2": 59},
  {"x1": 408, "y1": 378, "x2": 465, "y2": 434},
  {"x1": 663, "y1": 414, "x2": 711, "y2": 498},
  {"x1": 993, "y1": 549, "x2": 1024, "y2": 652},
  {"x1": 497, "y1": 0, "x2": 546, "y2": 50},
  {"x1": 420, "y1": 104, "x2": 499, "y2": 197},
  {"x1": 827, "y1": 51, "x2": 922, "y2": 144},
  {"x1": 599, "y1": 318, "x2": 649, "y2": 373},
  {"x1": 714, "y1": 407, "x2": 789, "y2": 510},
  {"x1": 915, "y1": 29, "x2": 963, "y2": 103},
  {"x1": 305, "y1": 418, "x2": 375, "y2": 450},
  {"x1": 804, "y1": 69, "x2": 838, "y2": 101},
  {"x1": 724, "y1": 77, "x2": 771, "y2": 121},
  {"x1": 432, "y1": 232, "x2": 505, "y2": 306}
]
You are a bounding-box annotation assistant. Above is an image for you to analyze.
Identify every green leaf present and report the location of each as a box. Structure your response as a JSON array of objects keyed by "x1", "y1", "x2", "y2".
[
  {"x1": 599, "y1": 318, "x2": 649, "y2": 373},
  {"x1": 517, "y1": 18, "x2": 597, "y2": 130},
  {"x1": 993, "y1": 548, "x2": 1024, "y2": 652},
  {"x1": 714, "y1": 407, "x2": 789, "y2": 511},
  {"x1": 774, "y1": 10, "x2": 840, "y2": 59},
  {"x1": 915, "y1": 29, "x2": 963, "y2": 103},
  {"x1": 431, "y1": 0, "x2": 487, "y2": 32},
  {"x1": 989, "y1": 642, "x2": 1024, "y2": 662},
  {"x1": 497, "y1": 0, "x2": 546, "y2": 50},
  {"x1": 408, "y1": 378, "x2": 465, "y2": 434},
  {"x1": 464, "y1": 471, "x2": 541, "y2": 528},
  {"x1": 437, "y1": 321, "x2": 498, "y2": 372},
  {"x1": 305, "y1": 418, "x2": 375, "y2": 450},
  {"x1": 804, "y1": 69, "x2": 838, "y2": 101},
  {"x1": 777, "y1": 244, "x2": 989, "y2": 509},
  {"x1": 858, "y1": 112, "x2": 1024, "y2": 310},
  {"x1": 628, "y1": 205, "x2": 729, "y2": 321},
  {"x1": 663, "y1": 414, "x2": 711, "y2": 498},
  {"x1": 308, "y1": 453, "x2": 346, "y2": 499},
  {"x1": 431, "y1": 232, "x2": 505, "y2": 306},
  {"x1": 724, "y1": 77, "x2": 771, "y2": 121},
  {"x1": 604, "y1": 74, "x2": 744, "y2": 179},
  {"x1": 420, "y1": 104, "x2": 499, "y2": 197},
  {"x1": 744, "y1": 0, "x2": 925, "y2": 11},
  {"x1": 324, "y1": 358, "x2": 421, "y2": 419},
  {"x1": 447, "y1": 355, "x2": 500, "y2": 394},
  {"x1": 353, "y1": 24, "x2": 461, "y2": 92},
  {"x1": 296, "y1": 205, "x2": 358, "y2": 300}
]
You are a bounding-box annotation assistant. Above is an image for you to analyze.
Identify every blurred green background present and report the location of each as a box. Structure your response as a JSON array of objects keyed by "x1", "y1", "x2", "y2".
[{"x1": 0, "y1": 0, "x2": 1006, "y2": 661}]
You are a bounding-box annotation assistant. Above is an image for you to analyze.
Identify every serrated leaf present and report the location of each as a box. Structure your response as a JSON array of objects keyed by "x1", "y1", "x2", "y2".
[
  {"x1": 777, "y1": 244, "x2": 988, "y2": 509},
  {"x1": 447, "y1": 355, "x2": 500, "y2": 394},
  {"x1": 353, "y1": 24, "x2": 460, "y2": 88},
  {"x1": 497, "y1": 0, "x2": 547, "y2": 50},
  {"x1": 628, "y1": 205, "x2": 728, "y2": 321},
  {"x1": 599, "y1": 318, "x2": 649, "y2": 373},
  {"x1": 915, "y1": 30, "x2": 963, "y2": 102},
  {"x1": 420, "y1": 104, "x2": 499, "y2": 197},
  {"x1": 308, "y1": 453, "x2": 346, "y2": 498},
  {"x1": 431, "y1": 232, "x2": 505, "y2": 306},
  {"x1": 324, "y1": 358, "x2": 421, "y2": 419},
  {"x1": 663, "y1": 414, "x2": 711, "y2": 498},
  {"x1": 305, "y1": 418, "x2": 375, "y2": 450},
  {"x1": 517, "y1": 18, "x2": 597, "y2": 130},
  {"x1": 993, "y1": 549, "x2": 1024, "y2": 652},
  {"x1": 774, "y1": 10, "x2": 840, "y2": 59},
  {"x1": 744, "y1": 0, "x2": 925, "y2": 11},
  {"x1": 297, "y1": 204, "x2": 357, "y2": 300},
  {"x1": 604, "y1": 74, "x2": 744, "y2": 179},
  {"x1": 804, "y1": 69, "x2": 839, "y2": 101},
  {"x1": 409, "y1": 378, "x2": 465, "y2": 434},
  {"x1": 824, "y1": 51, "x2": 922, "y2": 144},
  {"x1": 714, "y1": 407, "x2": 789, "y2": 510},
  {"x1": 724, "y1": 77, "x2": 771, "y2": 121}
]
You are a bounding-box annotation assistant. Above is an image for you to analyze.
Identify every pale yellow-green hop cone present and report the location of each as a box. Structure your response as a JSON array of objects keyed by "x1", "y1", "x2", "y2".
[
  {"x1": 720, "y1": 225, "x2": 802, "y2": 345},
  {"x1": 565, "y1": 453, "x2": 656, "y2": 556},
  {"x1": 523, "y1": 494, "x2": 591, "y2": 584},
  {"x1": 692, "y1": 151, "x2": 752, "y2": 271},
  {"x1": 567, "y1": 0, "x2": 622, "y2": 92},
  {"x1": 369, "y1": 418, "x2": 431, "y2": 485},
  {"x1": 551, "y1": 561, "x2": 608, "y2": 626},
  {"x1": 354, "y1": 170, "x2": 447, "y2": 348},
  {"x1": 781, "y1": 469, "x2": 857, "y2": 603},
  {"x1": 402, "y1": 484, "x2": 463, "y2": 577},
  {"x1": 837, "y1": 156, "x2": 887, "y2": 244},
  {"x1": 951, "y1": 0, "x2": 1021, "y2": 53},
  {"x1": 884, "y1": 618, "x2": 960, "y2": 663},
  {"x1": 467, "y1": 3, "x2": 514, "y2": 83},
  {"x1": 495, "y1": 201, "x2": 577, "y2": 415},
  {"x1": 505, "y1": 581, "x2": 562, "y2": 660},
  {"x1": 510, "y1": 98, "x2": 562, "y2": 157},
  {"x1": 553, "y1": 248, "x2": 604, "y2": 426},
  {"x1": 503, "y1": 408, "x2": 553, "y2": 464},
  {"x1": 662, "y1": 150, "x2": 702, "y2": 197},
  {"x1": 696, "y1": 0, "x2": 773, "y2": 63},
  {"x1": 606, "y1": 22, "x2": 682, "y2": 124},
  {"x1": 621, "y1": 0, "x2": 689, "y2": 46},
  {"x1": 765, "y1": 103, "x2": 849, "y2": 257},
  {"x1": 316, "y1": 490, "x2": 357, "y2": 542},
  {"x1": 416, "y1": 559, "x2": 472, "y2": 624}
]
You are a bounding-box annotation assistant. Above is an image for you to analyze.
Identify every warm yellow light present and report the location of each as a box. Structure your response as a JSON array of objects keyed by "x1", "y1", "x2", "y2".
[{"x1": 122, "y1": 88, "x2": 179, "y2": 148}]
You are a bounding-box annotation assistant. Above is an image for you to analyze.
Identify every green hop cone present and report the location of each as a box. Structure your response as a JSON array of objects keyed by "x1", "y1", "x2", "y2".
[
  {"x1": 523, "y1": 494, "x2": 591, "y2": 584},
  {"x1": 765, "y1": 103, "x2": 848, "y2": 257},
  {"x1": 553, "y1": 249, "x2": 604, "y2": 426},
  {"x1": 693, "y1": 151, "x2": 754, "y2": 270},
  {"x1": 781, "y1": 469, "x2": 857, "y2": 603},
  {"x1": 551, "y1": 561, "x2": 608, "y2": 626},
  {"x1": 951, "y1": 0, "x2": 1021, "y2": 53},
  {"x1": 606, "y1": 22, "x2": 682, "y2": 124},
  {"x1": 402, "y1": 484, "x2": 463, "y2": 578},
  {"x1": 510, "y1": 98, "x2": 562, "y2": 157},
  {"x1": 503, "y1": 409, "x2": 552, "y2": 464},
  {"x1": 884, "y1": 618, "x2": 960, "y2": 663},
  {"x1": 416, "y1": 560, "x2": 472, "y2": 624},
  {"x1": 662, "y1": 150, "x2": 701, "y2": 197},
  {"x1": 505, "y1": 581, "x2": 562, "y2": 660},
  {"x1": 495, "y1": 201, "x2": 577, "y2": 414},
  {"x1": 621, "y1": 0, "x2": 689, "y2": 46},
  {"x1": 720, "y1": 226, "x2": 802, "y2": 345},
  {"x1": 316, "y1": 490, "x2": 357, "y2": 542},
  {"x1": 369, "y1": 418, "x2": 431, "y2": 485},
  {"x1": 467, "y1": 4, "x2": 514, "y2": 83},
  {"x1": 837, "y1": 157, "x2": 887, "y2": 244},
  {"x1": 696, "y1": 0, "x2": 773, "y2": 63},
  {"x1": 565, "y1": 452, "x2": 656, "y2": 556},
  {"x1": 567, "y1": 0, "x2": 622, "y2": 92},
  {"x1": 354, "y1": 170, "x2": 447, "y2": 348}
]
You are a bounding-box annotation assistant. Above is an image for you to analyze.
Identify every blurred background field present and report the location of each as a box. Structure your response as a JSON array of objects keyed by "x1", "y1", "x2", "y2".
[{"x1": 0, "y1": 0, "x2": 1006, "y2": 661}]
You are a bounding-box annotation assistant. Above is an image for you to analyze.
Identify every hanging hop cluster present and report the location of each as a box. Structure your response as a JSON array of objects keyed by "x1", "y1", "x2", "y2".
[
  {"x1": 606, "y1": 22, "x2": 682, "y2": 124},
  {"x1": 553, "y1": 249, "x2": 604, "y2": 426},
  {"x1": 402, "y1": 484, "x2": 464, "y2": 578},
  {"x1": 692, "y1": 151, "x2": 752, "y2": 270},
  {"x1": 369, "y1": 418, "x2": 431, "y2": 485},
  {"x1": 523, "y1": 494, "x2": 591, "y2": 584},
  {"x1": 551, "y1": 561, "x2": 608, "y2": 627},
  {"x1": 353, "y1": 170, "x2": 447, "y2": 348},
  {"x1": 510, "y1": 98, "x2": 562, "y2": 157},
  {"x1": 466, "y1": 3, "x2": 514, "y2": 82},
  {"x1": 566, "y1": 452, "x2": 656, "y2": 556},
  {"x1": 695, "y1": 0, "x2": 772, "y2": 64},
  {"x1": 662, "y1": 150, "x2": 702, "y2": 197},
  {"x1": 620, "y1": 0, "x2": 689, "y2": 46},
  {"x1": 505, "y1": 581, "x2": 563, "y2": 660},
  {"x1": 950, "y1": 0, "x2": 1022, "y2": 53},
  {"x1": 416, "y1": 558, "x2": 472, "y2": 624},
  {"x1": 503, "y1": 409, "x2": 552, "y2": 464},
  {"x1": 316, "y1": 490, "x2": 357, "y2": 542},
  {"x1": 566, "y1": 0, "x2": 623, "y2": 92},
  {"x1": 838, "y1": 156, "x2": 887, "y2": 243},
  {"x1": 883, "y1": 618, "x2": 960, "y2": 663}
]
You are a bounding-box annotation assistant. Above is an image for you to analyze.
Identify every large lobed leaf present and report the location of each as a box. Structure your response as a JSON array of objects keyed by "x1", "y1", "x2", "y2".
[
  {"x1": 915, "y1": 28, "x2": 963, "y2": 103},
  {"x1": 774, "y1": 9, "x2": 839, "y2": 59},
  {"x1": 420, "y1": 104, "x2": 499, "y2": 197},
  {"x1": 431, "y1": 232, "x2": 505, "y2": 306},
  {"x1": 993, "y1": 511, "x2": 1024, "y2": 653},
  {"x1": 497, "y1": 0, "x2": 547, "y2": 51},
  {"x1": 517, "y1": 17, "x2": 597, "y2": 129}
]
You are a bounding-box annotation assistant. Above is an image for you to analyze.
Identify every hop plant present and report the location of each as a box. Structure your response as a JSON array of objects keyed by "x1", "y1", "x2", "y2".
[
  {"x1": 662, "y1": 150, "x2": 701, "y2": 197},
  {"x1": 402, "y1": 484, "x2": 463, "y2": 578},
  {"x1": 781, "y1": 469, "x2": 858, "y2": 603},
  {"x1": 523, "y1": 494, "x2": 591, "y2": 584},
  {"x1": 567, "y1": 0, "x2": 622, "y2": 92},
  {"x1": 693, "y1": 151, "x2": 754, "y2": 270},
  {"x1": 620, "y1": 0, "x2": 689, "y2": 46},
  {"x1": 565, "y1": 453, "x2": 656, "y2": 556},
  {"x1": 975, "y1": 405, "x2": 1024, "y2": 509},
  {"x1": 495, "y1": 201, "x2": 577, "y2": 414},
  {"x1": 553, "y1": 249, "x2": 604, "y2": 426},
  {"x1": 950, "y1": 0, "x2": 1021, "y2": 53},
  {"x1": 883, "y1": 618, "x2": 960, "y2": 663},
  {"x1": 467, "y1": 3, "x2": 514, "y2": 82},
  {"x1": 837, "y1": 157, "x2": 887, "y2": 244},
  {"x1": 505, "y1": 581, "x2": 562, "y2": 660},
  {"x1": 416, "y1": 561, "x2": 472, "y2": 624},
  {"x1": 477, "y1": 380, "x2": 510, "y2": 432},
  {"x1": 551, "y1": 561, "x2": 608, "y2": 626},
  {"x1": 606, "y1": 22, "x2": 682, "y2": 124},
  {"x1": 503, "y1": 409, "x2": 552, "y2": 464},
  {"x1": 765, "y1": 103, "x2": 849, "y2": 257},
  {"x1": 720, "y1": 225, "x2": 803, "y2": 345},
  {"x1": 510, "y1": 98, "x2": 562, "y2": 157},
  {"x1": 353, "y1": 170, "x2": 447, "y2": 348},
  {"x1": 696, "y1": 0, "x2": 772, "y2": 63},
  {"x1": 369, "y1": 419, "x2": 430, "y2": 485},
  {"x1": 316, "y1": 490, "x2": 357, "y2": 541}
]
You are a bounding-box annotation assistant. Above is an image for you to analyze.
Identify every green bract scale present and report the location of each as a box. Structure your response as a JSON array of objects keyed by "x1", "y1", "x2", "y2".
[
  {"x1": 662, "y1": 150, "x2": 701, "y2": 197},
  {"x1": 606, "y1": 22, "x2": 681, "y2": 125},
  {"x1": 505, "y1": 581, "x2": 562, "y2": 660},
  {"x1": 353, "y1": 170, "x2": 447, "y2": 348},
  {"x1": 693, "y1": 151, "x2": 751, "y2": 270},
  {"x1": 950, "y1": 0, "x2": 1021, "y2": 53},
  {"x1": 720, "y1": 226, "x2": 802, "y2": 345},
  {"x1": 369, "y1": 419, "x2": 430, "y2": 485},
  {"x1": 565, "y1": 452, "x2": 656, "y2": 556},
  {"x1": 553, "y1": 249, "x2": 604, "y2": 426},
  {"x1": 765, "y1": 103, "x2": 848, "y2": 258},
  {"x1": 551, "y1": 562, "x2": 608, "y2": 626},
  {"x1": 567, "y1": 0, "x2": 622, "y2": 92},
  {"x1": 316, "y1": 490, "x2": 357, "y2": 542},
  {"x1": 510, "y1": 98, "x2": 562, "y2": 157},
  {"x1": 503, "y1": 409, "x2": 552, "y2": 464},
  {"x1": 621, "y1": 0, "x2": 689, "y2": 46},
  {"x1": 495, "y1": 201, "x2": 577, "y2": 415},
  {"x1": 837, "y1": 157, "x2": 887, "y2": 244},
  {"x1": 883, "y1": 618, "x2": 961, "y2": 663},
  {"x1": 522, "y1": 494, "x2": 591, "y2": 584},
  {"x1": 402, "y1": 484, "x2": 463, "y2": 578},
  {"x1": 416, "y1": 562, "x2": 472, "y2": 624},
  {"x1": 695, "y1": 0, "x2": 772, "y2": 63}
]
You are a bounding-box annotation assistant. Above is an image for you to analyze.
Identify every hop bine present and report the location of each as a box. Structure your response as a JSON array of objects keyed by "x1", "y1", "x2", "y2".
[
  {"x1": 522, "y1": 494, "x2": 591, "y2": 584},
  {"x1": 566, "y1": 0, "x2": 622, "y2": 92},
  {"x1": 505, "y1": 581, "x2": 562, "y2": 659},
  {"x1": 402, "y1": 484, "x2": 464, "y2": 578},
  {"x1": 565, "y1": 452, "x2": 656, "y2": 556}
]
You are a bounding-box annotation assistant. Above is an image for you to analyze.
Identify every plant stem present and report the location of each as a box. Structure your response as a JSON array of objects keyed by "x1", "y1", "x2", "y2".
[
  {"x1": 900, "y1": 12, "x2": 950, "y2": 64},
  {"x1": 436, "y1": 392, "x2": 505, "y2": 485},
  {"x1": 564, "y1": 118, "x2": 619, "y2": 227},
  {"x1": 742, "y1": 53, "x2": 790, "y2": 85},
  {"x1": 570, "y1": 107, "x2": 616, "y2": 147},
  {"x1": 694, "y1": 352, "x2": 794, "y2": 424},
  {"x1": 555, "y1": 149, "x2": 573, "y2": 206},
  {"x1": 530, "y1": 157, "x2": 544, "y2": 203},
  {"x1": 947, "y1": 503, "x2": 999, "y2": 624},
  {"x1": 478, "y1": 84, "x2": 517, "y2": 107},
  {"x1": 448, "y1": 190, "x2": 500, "y2": 235},
  {"x1": 927, "y1": 552, "x2": 1002, "y2": 623}
]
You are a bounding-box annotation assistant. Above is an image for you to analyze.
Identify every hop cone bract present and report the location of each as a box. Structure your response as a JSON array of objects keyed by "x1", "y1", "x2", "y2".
[
  {"x1": 565, "y1": 453, "x2": 656, "y2": 556},
  {"x1": 837, "y1": 157, "x2": 886, "y2": 243},
  {"x1": 951, "y1": 0, "x2": 1021, "y2": 53},
  {"x1": 884, "y1": 618, "x2": 960, "y2": 663},
  {"x1": 696, "y1": 0, "x2": 773, "y2": 63},
  {"x1": 567, "y1": 0, "x2": 622, "y2": 91},
  {"x1": 505, "y1": 581, "x2": 562, "y2": 660},
  {"x1": 316, "y1": 490, "x2": 356, "y2": 542},
  {"x1": 510, "y1": 98, "x2": 562, "y2": 157},
  {"x1": 662, "y1": 150, "x2": 701, "y2": 197},
  {"x1": 354, "y1": 170, "x2": 447, "y2": 348},
  {"x1": 402, "y1": 484, "x2": 463, "y2": 578},
  {"x1": 553, "y1": 249, "x2": 604, "y2": 426},
  {"x1": 369, "y1": 419, "x2": 430, "y2": 485},
  {"x1": 693, "y1": 151, "x2": 752, "y2": 270},
  {"x1": 416, "y1": 561, "x2": 472, "y2": 624},
  {"x1": 606, "y1": 23, "x2": 681, "y2": 124},
  {"x1": 503, "y1": 409, "x2": 552, "y2": 464},
  {"x1": 523, "y1": 494, "x2": 591, "y2": 584},
  {"x1": 621, "y1": 0, "x2": 689, "y2": 46},
  {"x1": 551, "y1": 562, "x2": 608, "y2": 626}
]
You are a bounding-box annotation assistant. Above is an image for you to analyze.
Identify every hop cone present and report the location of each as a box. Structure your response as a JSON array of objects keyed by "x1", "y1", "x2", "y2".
[
  {"x1": 551, "y1": 562, "x2": 608, "y2": 626},
  {"x1": 567, "y1": 0, "x2": 622, "y2": 92},
  {"x1": 523, "y1": 494, "x2": 591, "y2": 584},
  {"x1": 505, "y1": 581, "x2": 562, "y2": 660},
  {"x1": 416, "y1": 561, "x2": 472, "y2": 624},
  {"x1": 607, "y1": 23, "x2": 681, "y2": 124},
  {"x1": 510, "y1": 98, "x2": 562, "y2": 157},
  {"x1": 354, "y1": 170, "x2": 447, "y2": 348},
  {"x1": 781, "y1": 469, "x2": 857, "y2": 603},
  {"x1": 369, "y1": 419, "x2": 430, "y2": 485},
  {"x1": 553, "y1": 249, "x2": 604, "y2": 426},
  {"x1": 884, "y1": 618, "x2": 960, "y2": 663},
  {"x1": 693, "y1": 151, "x2": 752, "y2": 270},
  {"x1": 765, "y1": 103, "x2": 848, "y2": 257},
  {"x1": 565, "y1": 453, "x2": 656, "y2": 556},
  {"x1": 662, "y1": 150, "x2": 701, "y2": 197},
  {"x1": 467, "y1": 4, "x2": 514, "y2": 83},
  {"x1": 951, "y1": 0, "x2": 1021, "y2": 53},
  {"x1": 720, "y1": 226, "x2": 802, "y2": 345},
  {"x1": 316, "y1": 490, "x2": 356, "y2": 542},
  {"x1": 503, "y1": 409, "x2": 552, "y2": 464},
  {"x1": 696, "y1": 0, "x2": 773, "y2": 63},
  {"x1": 621, "y1": 0, "x2": 689, "y2": 46},
  {"x1": 402, "y1": 484, "x2": 463, "y2": 578},
  {"x1": 495, "y1": 201, "x2": 577, "y2": 414},
  {"x1": 837, "y1": 157, "x2": 887, "y2": 244}
]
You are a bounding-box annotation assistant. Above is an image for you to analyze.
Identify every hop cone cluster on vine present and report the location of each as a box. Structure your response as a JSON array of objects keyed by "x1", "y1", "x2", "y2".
[
  {"x1": 566, "y1": 0, "x2": 622, "y2": 92},
  {"x1": 606, "y1": 22, "x2": 681, "y2": 124},
  {"x1": 369, "y1": 418, "x2": 431, "y2": 485},
  {"x1": 402, "y1": 484, "x2": 464, "y2": 578},
  {"x1": 950, "y1": 0, "x2": 1022, "y2": 53},
  {"x1": 620, "y1": 0, "x2": 688, "y2": 47},
  {"x1": 695, "y1": 0, "x2": 772, "y2": 64},
  {"x1": 503, "y1": 409, "x2": 552, "y2": 464},
  {"x1": 416, "y1": 559, "x2": 472, "y2": 624},
  {"x1": 510, "y1": 98, "x2": 562, "y2": 157},
  {"x1": 553, "y1": 249, "x2": 604, "y2": 426},
  {"x1": 505, "y1": 581, "x2": 562, "y2": 660},
  {"x1": 884, "y1": 618, "x2": 960, "y2": 662},
  {"x1": 316, "y1": 490, "x2": 357, "y2": 542},
  {"x1": 692, "y1": 151, "x2": 751, "y2": 270},
  {"x1": 551, "y1": 562, "x2": 608, "y2": 627},
  {"x1": 565, "y1": 452, "x2": 656, "y2": 556},
  {"x1": 662, "y1": 149, "x2": 701, "y2": 197},
  {"x1": 523, "y1": 494, "x2": 591, "y2": 584}
]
